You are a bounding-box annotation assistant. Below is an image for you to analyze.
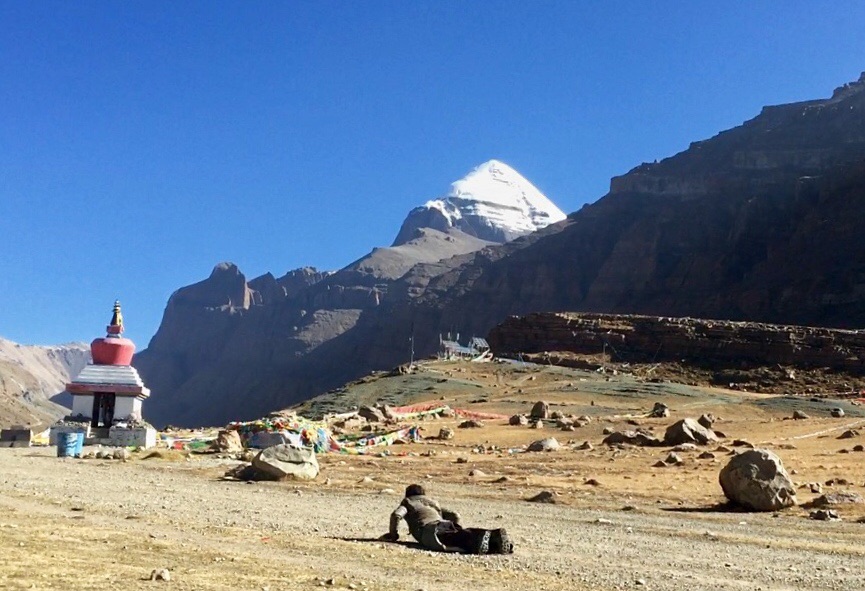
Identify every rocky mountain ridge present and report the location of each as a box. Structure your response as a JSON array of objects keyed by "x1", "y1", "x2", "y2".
[
  {"x1": 137, "y1": 73, "x2": 865, "y2": 427},
  {"x1": 135, "y1": 161, "x2": 563, "y2": 426},
  {"x1": 0, "y1": 338, "x2": 90, "y2": 428}
]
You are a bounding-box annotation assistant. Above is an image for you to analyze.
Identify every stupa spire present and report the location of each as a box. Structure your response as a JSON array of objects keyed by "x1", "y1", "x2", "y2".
[{"x1": 107, "y1": 300, "x2": 124, "y2": 337}]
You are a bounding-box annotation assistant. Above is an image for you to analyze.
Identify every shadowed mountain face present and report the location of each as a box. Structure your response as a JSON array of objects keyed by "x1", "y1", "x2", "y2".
[{"x1": 137, "y1": 74, "x2": 865, "y2": 427}]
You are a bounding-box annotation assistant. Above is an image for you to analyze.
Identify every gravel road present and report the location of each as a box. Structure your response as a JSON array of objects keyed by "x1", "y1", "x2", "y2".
[{"x1": 1, "y1": 448, "x2": 863, "y2": 591}]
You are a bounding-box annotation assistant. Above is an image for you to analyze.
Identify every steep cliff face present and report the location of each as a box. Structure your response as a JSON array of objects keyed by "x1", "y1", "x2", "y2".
[{"x1": 138, "y1": 74, "x2": 865, "y2": 427}]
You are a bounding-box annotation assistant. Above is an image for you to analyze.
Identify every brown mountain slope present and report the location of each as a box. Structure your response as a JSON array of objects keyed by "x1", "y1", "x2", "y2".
[
  {"x1": 138, "y1": 73, "x2": 865, "y2": 427},
  {"x1": 0, "y1": 339, "x2": 90, "y2": 429}
]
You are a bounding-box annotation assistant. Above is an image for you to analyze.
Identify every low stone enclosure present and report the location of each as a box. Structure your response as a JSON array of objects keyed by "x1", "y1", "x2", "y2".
[{"x1": 488, "y1": 312, "x2": 865, "y2": 378}]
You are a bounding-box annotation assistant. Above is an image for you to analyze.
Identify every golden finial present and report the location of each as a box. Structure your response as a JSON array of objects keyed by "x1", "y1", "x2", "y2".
[{"x1": 109, "y1": 300, "x2": 124, "y2": 330}]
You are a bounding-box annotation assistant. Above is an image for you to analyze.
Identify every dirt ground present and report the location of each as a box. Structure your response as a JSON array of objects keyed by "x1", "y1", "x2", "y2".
[{"x1": 3, "y1": 360, "x2": 865, "y2": 591}]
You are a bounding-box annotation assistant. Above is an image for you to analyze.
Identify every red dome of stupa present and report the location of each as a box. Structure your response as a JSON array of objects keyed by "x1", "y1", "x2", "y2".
[{"x1": 90, "y1": 300, "x2": 136, "y2": 366}]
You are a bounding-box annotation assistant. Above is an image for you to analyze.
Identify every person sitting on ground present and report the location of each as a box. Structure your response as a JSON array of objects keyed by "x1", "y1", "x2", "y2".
[{"x1": 381, "y1": 483, "x2": 513, "y2": 554}]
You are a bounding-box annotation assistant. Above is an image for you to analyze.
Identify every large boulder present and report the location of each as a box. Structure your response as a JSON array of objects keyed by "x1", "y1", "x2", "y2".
[
  {"x1": 252, "y1": 444, "x2": 319, "y2": 481},
  {"x1": 358, "y1": 406, "x2": 386, "y2": 423},
  {"x1": 530, "y1": 401, "x2": 550, "y2": 419},
  {"x1": 213, "y1": 429, "x2": 243, "y2": 453},
  {"x1": 719, "y1": 449, "x2": 797, "y2": 511},
  {"x1": 664, "y1": 418, "x2": 718, "y2": 446}
]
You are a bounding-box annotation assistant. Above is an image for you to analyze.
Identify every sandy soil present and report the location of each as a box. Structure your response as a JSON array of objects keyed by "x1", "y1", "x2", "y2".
[{"x1": 2, "y1": 361, "x2": 865, "y2": 591}]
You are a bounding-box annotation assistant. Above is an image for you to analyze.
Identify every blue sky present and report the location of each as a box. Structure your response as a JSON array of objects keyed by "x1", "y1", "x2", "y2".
[{"x1": 2, "y1": 2, "x2": 864, "y2": 346}]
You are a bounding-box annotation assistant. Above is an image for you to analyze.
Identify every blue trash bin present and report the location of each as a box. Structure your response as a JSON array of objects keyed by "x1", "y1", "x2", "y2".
[
  {"x1": 74, "y1": 432, "x2": 85, "y2": 457},
  {"x1": 57, "y1": 432, "x2": 78, "y2": 457}
]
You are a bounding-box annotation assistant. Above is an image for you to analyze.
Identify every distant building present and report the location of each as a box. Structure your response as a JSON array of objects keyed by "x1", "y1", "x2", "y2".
[{"x1": 438, "y1": 334, "x2": 491, "y2": 361}]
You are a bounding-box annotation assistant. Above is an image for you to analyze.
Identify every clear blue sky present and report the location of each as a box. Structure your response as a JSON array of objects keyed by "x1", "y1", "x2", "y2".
[{"x1": 2, "y1": 2, "x2": 864, "y2": 346}]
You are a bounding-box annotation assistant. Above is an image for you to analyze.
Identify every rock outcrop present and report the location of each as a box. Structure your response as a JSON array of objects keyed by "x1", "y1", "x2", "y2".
[{"x1": 489, "y1": 313, "x2": 865, "y2": 375}]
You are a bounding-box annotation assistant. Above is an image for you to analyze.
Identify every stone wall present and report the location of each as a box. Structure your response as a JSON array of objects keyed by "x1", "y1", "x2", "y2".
[{"x1": 488, "y1": 313, "x2": 865, "y2": 373}]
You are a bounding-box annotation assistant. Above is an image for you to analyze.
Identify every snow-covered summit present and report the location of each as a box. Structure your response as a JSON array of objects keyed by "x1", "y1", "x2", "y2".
[{"x1": 392, "y1": 160, "x2": 566, "y2": 246}]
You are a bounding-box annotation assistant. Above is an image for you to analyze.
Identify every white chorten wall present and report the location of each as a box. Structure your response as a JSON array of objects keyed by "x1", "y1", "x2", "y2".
[
  {"x1": 114, "y1": 396, "x2": 143, "y2": 421},
  {"x1": 71, "y1": 394, "x2": 95, "y2": 419}
]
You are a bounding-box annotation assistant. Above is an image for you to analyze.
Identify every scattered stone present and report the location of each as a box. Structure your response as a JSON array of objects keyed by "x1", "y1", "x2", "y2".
[
  {"x1": 584, "y1": 478, "x2": 600, "y2": 486},
  {"x1": 550, "y1": 411, "x2": 564, "y2": 420},
  {"x1": 458, "y1": 420, "x2": 484, "y2": 429},
  {"x1": 438, "y1": 427, "x2": 455, "y2": 440},
  {"x1": 826, "y1": 478, "x2": 850, "y2": 486},
  {"x1": 664, "y1": 418, "x2": 718, "y2": 446},
  {"x1": 530, "y1": 401, "x2": 550, "y2": 420},
  {"x1": 509, "y1": 414, "x2": 528, "y2": 426},
  {"x1": 560, "y1": 425, "x2": 576, "y2": 432},
  {"x1": 526, "y1": 491, "x2": 556, "y2": 503},
  {"x1": 697, "y1": 413, "x2": 716, "y2": 429},
  {"x1": 778, "y1": 443, "x2": 797, "y2": 450},
  {"x1": 577, "y1": 415, "x2": 592, "y2": 423},
  {"x1": 715, "y1": 445, "x2": 732, "y2": 453},
  {"x1": 455, "y1": 457, "x2": 468, "y2": 464},
  {"x1": 602, "y1": 430, "x2": 662, "y2": 447},
  {"x1": 719, "y1": 448, "x2": 797, "y2": 511},
  {"x1": 493, "y1": 476, "x2": 512, "y2": 483},
  {"x1": 731, "y1": 439, "x2": 754, "y2": 448},
  {"x1": 812, "y1": 491, "x2": 864, "y2": 506},
  {"x1": 698, "y1": 451, "x2": 716, "y2": 460},
  {"x1": 809, "y1": 483, "x2": 824, "y2": 494},
  {"x1": 530, "y1": 420, "x2": 544, "y2": 429},
  {"x1": 379, "y1": 488, "x2": 396, "y2": 495},
  {"x1": 838, "y1": 429, "x2": 860, "y2": 440},
  {"x1": 528, "y1": 437, "x2": 560, "y2": 452},
  {"x1": 664, "y1": 452, "x2": 683, "y2": 465},
  {"x1": 602, "y1": 427, "x2": 614, "y2": 435},
  {"x1": 469, "y1": 469, "x2": 486, "y2": 478},
  {"x1": 830, "y1": 408, "x2": 845, "y2": 418},
  {"x1": 113, "y1": 448, "x2": 131, "y2": 461},
  {"x1": 853, "y1": 445, "x2": 865, "y2": 452},
  {"x1": 648, "y1": 402, "x2": 669, "y2": 418},
  {"x1": 252, "y1": 445, "x2": 320, "y2": 481},
  {"x1": 150, "y1": 568, "x2": 171, "y2": 582},
  {"x1": 810, "y1": 509, "x2": 841, "y2": 521},
  {"x1": 792, "y1": 410, "x2": 810, "y2": 420},
  {"x1": 652, "y1": 460, "x2": 668, "y2": 468},
  {"x1": 576, "y1": 441, "x2": 593, "y2": 451},
  {"x1": 672, "y1": 443, "x2": 698, "y2": 452}
]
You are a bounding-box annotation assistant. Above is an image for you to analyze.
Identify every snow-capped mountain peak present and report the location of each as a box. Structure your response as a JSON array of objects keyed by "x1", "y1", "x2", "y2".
[{"x1": 392, "y1": 160, "x2": 566, "y2": 246}]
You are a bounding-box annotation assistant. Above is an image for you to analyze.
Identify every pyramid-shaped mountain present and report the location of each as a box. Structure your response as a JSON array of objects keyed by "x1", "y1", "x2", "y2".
[{"x1": 138, "y1": 72, "x2": 865, "y2": 427}]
